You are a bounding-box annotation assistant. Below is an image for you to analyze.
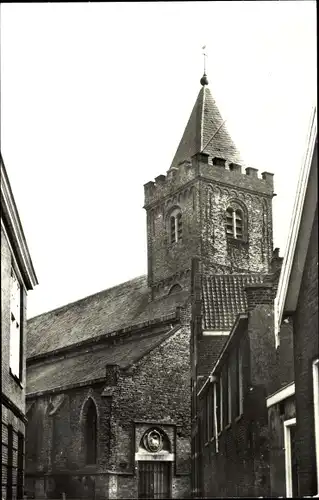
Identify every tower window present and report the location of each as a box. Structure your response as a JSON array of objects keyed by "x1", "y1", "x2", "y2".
[
  {"x1": 84, "y1": 399, "x2": 97, "y2": 465},
  {"x1": 225, "y1": 206, "x2": 244, "y2": 240},
  {"x1": 169, "y1": 208, "x2": 182, "y2": 243}
]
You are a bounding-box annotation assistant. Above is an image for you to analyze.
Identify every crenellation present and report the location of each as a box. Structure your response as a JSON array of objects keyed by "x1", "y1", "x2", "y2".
[
  {"x1": 155, "y1": 174, "x2": 166, "y2": 184},
  {"x1": 261, "y1": 171, "x2": 274, "y2": 187},
  {"x1": 144, "y1": 154, "x2": 274, "y2": 208},
  {"x1": 229, "y1": 163, "x2": 242, "y2": 173},
  {"x1": 212, "y1": 157, "x2": 226, "y2": 168},
  {"x1": 245, "y1": 167, "x2": 259, "y2": 178}
]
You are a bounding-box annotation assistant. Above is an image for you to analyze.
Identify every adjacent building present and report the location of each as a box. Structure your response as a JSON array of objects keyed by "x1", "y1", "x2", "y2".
[
  {"x1": 25, "y1": 72, "x2": 277, "y2": 500},
  {"x1": 270, "y1": 106, "x2": 318, "y2": 497},
  {"x1": 1, "y1": 154, "x2": 38, "y2": 500},
  {"x1": 192, "y1": 106, "x2": 318, "y2": 498}
]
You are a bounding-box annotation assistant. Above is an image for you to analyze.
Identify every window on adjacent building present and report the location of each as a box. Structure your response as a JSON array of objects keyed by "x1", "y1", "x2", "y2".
[
  {"x1": 225, "y1": 205, "x2": 245, "y2": 240},
  {"x1": 219, "y1": 373, "x2": 223, "y2": 431},
  {"x1": 10, "y1": 268, "x2": 22, "y2": 380},
  {"x1": 169, "y1": 208, "x2": 182, "y2": 243},
  {"x1": 211, "y1": 384, "x2": 215, "y2": 439},
  {"x1": 227, "y1": 364, "x2": 232, "y2": 424},
  {"x1": 84, "y1": 399, "x2": 97, "y2": 464},
  {"x1": 284, "y1": 418, "x2": 297, "y2": 497},
  {"x1": 206, "y1": 386, "x2": 212, "y2": 442},
  {"x1": 6, "y1": 425, "x2": 13, "y2": 499},
  {"x1": 213, "y1": 382, "x2": 218, "y2": 437},
  {"x1": 227, "y1": 347, "x2": 242, "y2": 421},
  {"x1": 313, "y1": 358, "x2": 319, "y2": 495},
  {"x1": 238, "y1": 346, "x2": 244, "y2": 416},
  {"x1": 17, "y1": 432, "x2": 24, "y2": 500}
]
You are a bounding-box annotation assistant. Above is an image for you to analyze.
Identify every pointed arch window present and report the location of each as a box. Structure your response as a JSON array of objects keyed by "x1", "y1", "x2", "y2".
[
  {"x1": 169, "y1": 208, "x2": 182, "y2": 244},
  {"x1": 225, "y1": 206, "x2": 245, "y2": 240},
  {"x1": 84, "y1": 399, "x2": 97, "y2": 465}
]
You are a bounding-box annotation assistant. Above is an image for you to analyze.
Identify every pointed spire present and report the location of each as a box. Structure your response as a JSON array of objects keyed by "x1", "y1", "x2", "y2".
[{"x1": 169, "y1": 79, "x2": 243, "y2": 170}]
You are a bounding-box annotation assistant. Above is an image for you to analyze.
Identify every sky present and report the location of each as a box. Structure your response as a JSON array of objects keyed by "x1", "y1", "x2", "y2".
[{"x1": 1, "y1": 1, "x2": 317, "y2": 319}]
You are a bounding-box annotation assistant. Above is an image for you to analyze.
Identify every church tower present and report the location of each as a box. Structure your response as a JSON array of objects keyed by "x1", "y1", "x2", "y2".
[{"x1": 144, "y1": 73, "x2": 274, "y2": 300}]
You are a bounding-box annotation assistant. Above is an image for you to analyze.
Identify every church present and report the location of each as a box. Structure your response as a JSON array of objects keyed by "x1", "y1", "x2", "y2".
[{"x1": 25, "y1": 71, "x2": 276, "y2": 499}]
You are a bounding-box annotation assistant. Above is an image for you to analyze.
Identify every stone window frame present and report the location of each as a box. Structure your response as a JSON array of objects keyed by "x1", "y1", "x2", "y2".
[
  {"x1": 225, "y1": 200, "x2": 248, "y2": 242},
  {"x1": 10, "y1": 266, "x2": 23, "y2": 381},
  {"x1": 81, "y1": 396, "x2": 99, "y2": 466},
  {"x1": 167, "y1": 206, "x2": 183, "y2": 244}
]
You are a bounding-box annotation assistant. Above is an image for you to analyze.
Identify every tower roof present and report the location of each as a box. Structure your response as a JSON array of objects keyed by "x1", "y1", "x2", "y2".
[{"x1": 169, "y1": 81, "x2": 243, "y2": 170}]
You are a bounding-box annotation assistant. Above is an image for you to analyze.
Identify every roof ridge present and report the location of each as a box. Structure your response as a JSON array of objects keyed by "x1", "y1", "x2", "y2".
[{"x1": 28, "y1": 274, "x2": 147, "y2": 321}]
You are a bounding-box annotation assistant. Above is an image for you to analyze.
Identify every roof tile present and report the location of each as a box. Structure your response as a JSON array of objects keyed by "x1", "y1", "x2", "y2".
[
  {"x1": 27, "y1": 276, "x2": 188, "y2": 358},
  {"x1": 201, "y1": 273, "x2": 263, "y2": 330},
  {"x1": 27, "y1": 329, "x2": 177, "y2": 395}
]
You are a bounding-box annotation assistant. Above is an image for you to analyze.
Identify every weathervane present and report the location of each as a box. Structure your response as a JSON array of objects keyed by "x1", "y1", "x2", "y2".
[
  {"x1": 202, "y1": 45, "x2": 207, "y2": 74},
  {"x1": 200, "y1": 45, "x2": 209, "y2": 86}
]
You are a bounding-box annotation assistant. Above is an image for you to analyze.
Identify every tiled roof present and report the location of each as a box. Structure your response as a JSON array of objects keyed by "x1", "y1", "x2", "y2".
[
  {"x1": 27, "y1": 329, "x2": 178, "y2": 395},
  {"x1": 27, "y1": 275, "x2": 188, "y2": 358},
  {"x1": 201, "y1": 274, "x2": 264, "y2": 330},
  {"x1": 170, "y1": 85, "x2": 243, "y2": 170}
]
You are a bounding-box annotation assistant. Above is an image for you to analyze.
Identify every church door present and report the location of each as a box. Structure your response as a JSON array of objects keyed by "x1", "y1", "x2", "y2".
[{"x1": 138, "y1": 461, "x2": 171, "y2": 499}]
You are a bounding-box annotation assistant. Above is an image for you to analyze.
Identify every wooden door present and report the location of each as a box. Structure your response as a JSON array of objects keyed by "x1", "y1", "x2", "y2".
[{"x1": 138, "y1": 461, "x2": 171, "y2": 499}]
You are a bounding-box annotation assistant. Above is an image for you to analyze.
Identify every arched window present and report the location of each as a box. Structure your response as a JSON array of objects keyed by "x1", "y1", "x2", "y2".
[
  {"x1": 169, "y1": 208, "x2": 182, "y2": 243},
  {"x1": 225, "y1": 206, "x2": 244, "y2": 240},
  {"x1": 84, "y1": 399, "x2": 97, "y2": 465}
]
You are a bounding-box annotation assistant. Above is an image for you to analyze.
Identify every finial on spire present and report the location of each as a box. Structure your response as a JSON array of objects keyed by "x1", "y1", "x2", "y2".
[{"x1": 200, "y1": 45, "x2": 209, "y2": 86}]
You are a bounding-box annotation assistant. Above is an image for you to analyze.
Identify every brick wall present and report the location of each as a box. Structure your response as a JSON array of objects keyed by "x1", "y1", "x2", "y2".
[
  {"x1": 193, "y1": 282, "x2": 278, "y2": 498},
  {"x1": 145, "y1": 155, "x2": 274, "y2": 298},
  {"x1": 25, "y1": 325, "x2": 191, "y2": 499},
  {"x1": 1, "y1": 225, "x2": 28, "y2": 500},
  {"x1": 294, "y1": 204, "x2": 318, "y2": 496},
  {"x1": 111, "y1": 326, "x2": 191, "y2": 498},
  {"x1": 1, "y1": 226, "x2": 27, "y2": 412}
]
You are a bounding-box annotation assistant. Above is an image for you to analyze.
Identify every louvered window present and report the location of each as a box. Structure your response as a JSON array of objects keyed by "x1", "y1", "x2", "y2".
[
  {"x1": 177, "y1": 213, "x2": 182, "y2": 240},
  {"x1": 225, "y1": 207, "x2": 244, "y2": 240},
  {"x1": 226, "y1": 208, "x2": 234, "y2": 236},
  {"x1": 169, "y1": 209, "x2": 182, "y2": 243},
  {"x1": 235, "y1": 210, "x2": 243, "y2": 238},
  {"x1": 170, "y1": 216, "x2": 176, "y2": 243}
]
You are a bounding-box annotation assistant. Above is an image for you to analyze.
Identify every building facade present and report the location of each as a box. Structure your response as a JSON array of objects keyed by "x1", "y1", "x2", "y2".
[
  {"x1": 270, "y1": 106, "x2": 318, "y2": 498},
  {"x1": 192, "y1": 106, "x2": 317, "y2": 498},
  {"x1": 1, "y1": 155, "x2": 38, "y2": 500},
  {"x1": 25, "y1": 73, "x2": 277, "y2": 499}
]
